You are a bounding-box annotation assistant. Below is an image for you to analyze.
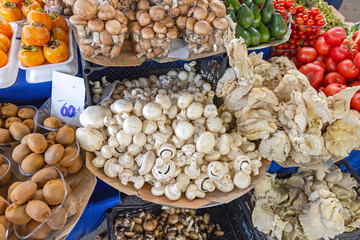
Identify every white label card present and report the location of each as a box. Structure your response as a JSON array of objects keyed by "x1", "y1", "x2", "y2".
[{"x1": 51, "y1": 71, "x2": 85, "y2": 127}]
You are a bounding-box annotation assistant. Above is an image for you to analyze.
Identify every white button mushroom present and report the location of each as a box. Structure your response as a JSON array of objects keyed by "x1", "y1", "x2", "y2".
[
  {"x1": 185, "y1": 184, "x2": 206, "y2": 200},
  {"x1": 155, "y1": 94, "x2": 172, "y2": 110},
  {"x1": 234, "y1": 171, "x2": 251, "y2": 189},
  {"x1": 76, "y1": 127, "x2": 106, "y2": 152},
  {"x1": 101, "y1": 145, "x2": 113, "y2": 159},
  {"x1": 195, "y1": 173, "x2": 216, "y2": 192},
  {"x1": 214, "y1": 174, "x2": 234, "y2": 192},
  {"x1": 133, "y1": 132, "x2": 147, "y2": 147},
  {"x1": 118, "y1": 152, "x2": 135, "y2": 168},
  {"x1": 116, "y1": 130, "x2": 132, "y2": 147},
  {"x1": 174, "y1": 121, "x2": 194, "y2": 140},
  {"x1": 196, "y1": 132, "x2": 215, "y2": 154},
  {"x1": 110, "y1": 99, "x2": 134, "y2": 114},
  {"x1": 219, "y1": 134, "x2": 232, "y2": 155},
  {"x1": 206, "y1": 117, "x2": 223, "y2": 132},
  {"x1": 123, "y1": 116, "x2": 143, "y2": 135},
  {"x1": 136, "y1": 150, "x2": 156, "y2": 175},
  {"x1": 207, "y1": 161, "x2": 226, "y2": 181},
  {"x1": 118, "y1": 169, "x2": 133, "y2": 185},
  {"x1": 104, "y1": 158, "x2": 124, "y2": 178},
  {"x1": 142, "y1": 102, "x2": 163, "y2": 120},
  {"x1": 130, "y1": 175, "x2": 145, "y2": 189},
  {"x1": 186, "y1": 102, "x2": 204, "y2": 120},
  {"x1": 143, "y1": 120, "x2": 158, "y2": 134},
  {"x1": 203, "y1": 104, "x2": 218, "y2": 118},
  {"x1": 165, "y1": 183, "x2": 182, "y2": 200},
  {"x1": 152, "y1": 159, "x2": 176, "y2": 182},
  {"x1": 79, "y1": 105, "x2": 112, "y2": 129},
  {"x1": 92, "y1": 156, "x2": 107, "y2": 168},
  {"x1": 177, "y1": 92, "x2": 193, "y2": 109}
]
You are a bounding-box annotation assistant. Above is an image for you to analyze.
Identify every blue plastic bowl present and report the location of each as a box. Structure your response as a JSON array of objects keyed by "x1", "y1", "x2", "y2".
[{"x1": 325, "y1": 0, "x2": 343, "y2": 10}]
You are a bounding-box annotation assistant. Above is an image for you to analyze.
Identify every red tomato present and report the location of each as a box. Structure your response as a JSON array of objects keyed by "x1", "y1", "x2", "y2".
[
  {"x1": 324, "y1": 27, "x2": 347, "y2": 45},
  {"x1": 323, "y1": 72, "x2": 347, "y2": 86},
  {"x1": 302, "y1": 15, "x2": 309, "y2": 21},
  {"x1": 297, "y1": 5, "x2": 304, "y2": 13},
  {"x1": 324, "y1": 83, "x2": 347, "y2": 97},
  {"x1": 342, "y1": 39, "x2": 351, "y2": 45},
  {"x1": 289, "y1": 44, "x2": 296, "y2": 50},
  {"x1": 324, "y1": 56, "x2": 338, "y2": 72},
  {"x1": 337, "y1": 59, "x2": 360, "y2": 80},
  {"x1": 352, "y1": 49, "x2": 359, "y2": 59},
  {"x1": 299, "y1": 63, "x2": 324, "y2": 88},
  {"x1": 306, "y1": 19, "x2": 314, "y2": 26},
  {"x1": 297, "y1": 47, "x2": 317, "y2": 63},
  {"x1": 353, "y1": 31, "x2": 359, "y2": 41},
  {"x1": 354, "y1": 52, "x2": 360, "y2": 68},
  {"x1": 316, "y1": 55, "x2": 325, "y2": 61},
  {"x1": 314, "y1": 36, "x2": 331, "y2": 56},
  {"x1": 314, "y1": 14, "x2": 323, "y2": 21},
  {"x1": 350, "y1": 81, "x2": 360, "y2": 87},
  {"x1": 310, "y1": 7, "x2": 320, "y2": 15},
  {"x1": 295, "y1": 18, "x2": 304, "y2": 25},
  {"x1": 330, "y1": 45, "x2": 352, "y2": 62},
  {"x1": 350, "y1": 92, "x2": 360, "y2": 112},
  {"x1": 313, "y1": 60, "x2": 326, "y2": 71},
  {"x1": 316, "y1": 19, "x2": 325, "y2": 26}
]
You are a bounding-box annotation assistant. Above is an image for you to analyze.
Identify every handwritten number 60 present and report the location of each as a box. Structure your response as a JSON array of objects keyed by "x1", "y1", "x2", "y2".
[{"x1": 60, "y1": 103, "x2": 76, "y2": 118}]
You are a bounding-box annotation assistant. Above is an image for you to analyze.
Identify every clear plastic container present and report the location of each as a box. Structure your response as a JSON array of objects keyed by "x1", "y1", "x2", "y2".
[
  {"x1": 184, "y1": 30, "x2": 217, "y2": 54},
  {"x1": 0, "y1": 155, "x2": 12, "y2": 186},
  {"x1": 0, "y1": 22, "x2": 19, "y2": 89},
  {"x1": 13, "y1": 167, "x2": 68, "y2": 239},
  {"x1": 35, "y1": 98, "x2": 64, "y2": 132},
  {"x1": 132, "y1": 33, "x2": 171, "y2": 58}
]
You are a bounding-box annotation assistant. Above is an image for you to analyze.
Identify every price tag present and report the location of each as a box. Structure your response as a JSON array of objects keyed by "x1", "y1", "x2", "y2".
[{"x1": 51, "y1": 71, "x2": 85, "y2": 127}]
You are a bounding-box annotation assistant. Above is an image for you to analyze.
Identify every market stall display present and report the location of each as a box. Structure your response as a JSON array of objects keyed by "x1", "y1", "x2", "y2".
[
  {"x1": 252, "y1": 164, "x2": 360, "y2": 239},
  {"x1": 0, "y1": 0, "x2": 360, "y2": 239}
]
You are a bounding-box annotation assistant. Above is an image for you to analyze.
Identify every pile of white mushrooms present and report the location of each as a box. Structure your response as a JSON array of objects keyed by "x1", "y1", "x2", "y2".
[
  {"x1": 69, "y1": 0, "x2": 129, "y2": 58},
  {"x1": 76, "y1": 61, "x2": 263, "y2": 201},
  {"x1": 216, "y1": 38, "x2": 360, "y2": 166},
  {"x1": 252, "y1": 166, "x2": 360, "y2": 240}
]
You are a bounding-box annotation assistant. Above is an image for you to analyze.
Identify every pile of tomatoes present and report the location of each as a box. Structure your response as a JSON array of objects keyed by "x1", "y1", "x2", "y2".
[
  {"x1": 273, "y1": 0, "x2": 295, "y2": 22},
  {"x1": 271, "y1": 6, "x2": 326, "y2": 57},
  {"x1": 19, "y1": 10, "x2": 70, "y2": 67},
  {"x1": 293, "y1": 27, "x2": 360, "y2": 112},
  {"x1": 0, "y1": 0, "x2": 45, "y2": 22},
  {"x1": 0, "y1": 17, "x2": 12, "y2": 68}
]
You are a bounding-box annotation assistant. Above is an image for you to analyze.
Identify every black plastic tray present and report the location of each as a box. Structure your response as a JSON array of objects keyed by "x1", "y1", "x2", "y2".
[
  {"x1": 81, "y1": 54, "x2": 228, "y2": 105},
  {"x1": 106, "y1": 194, "x2": 266, "y2": 240}
]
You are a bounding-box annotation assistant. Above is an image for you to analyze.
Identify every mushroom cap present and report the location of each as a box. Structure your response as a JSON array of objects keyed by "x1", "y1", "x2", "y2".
[
  {"x1": 142, "y1": 102, "x2": 162, "y2": 120},
  {"x1": 137, "y1": 12, "x2": 151, "y2": 27},
  {"x1": 115, "y1": 10, "x2": 127, "y2": 24},
  {"x1": 123, "y1": 116, "x2": 143, "y2": 135},
  {"x1": 206, "y1": 12, "x2": 216, "y2": 23},
  {"x1": 137, "y1": 0, "x2": 149, "y2": 11},
  {"x1": 166, "y1": 29, "x2": 178, "y2": 40},
  {"x1": 163, "y1": 17, "x2": 175, "y2": 28},
  {"x1": 87, "y1": 19, "x2": 104, "y2": 32},
  {"x1": 179, "y1": 4, "x2": 189, "y2": 15},
  {"x1": 100, "y1": 45, "x2": 112, "y2": 56},
  {"x1": 176, "y1": 15, "x2": 187, "y2": 29},
  {"x1": 100, "y1": 31, "x2": 113, "y2": 45},
  {"x1": 73, "y1": 0, "x2": 98, "y2": 20},
  {"x1": 169, "y1": 7, "x2": 180, "y2": 18},
  {"x1": 140, "y1": 27, "x2": 155, "y2": 40},
  {"x1": 97, "y1": 2, "x2": 116, "y2": 20},
  {"x1": 193, "y1": 6, "x2": 208, "y2": 21},
  {"x1": 153, "y1": 22, "x2": 167, "y2": 34},
  {"x1": 175, "y1": 121, "x2": 194, "y2": 140},
  {"x1": 105, "y1": 20, "x2": 122, "y2": 35},
  {"x1": 79, "y1": 44, "x2": 94, "y2": 56},
  {"x1": 110, "y1": 44, "x2": 121, "y2": 59},
  {"x1": 130, "y1": 22, "x2": 142, "y2": 35},
  {"x1": 149, "y1": 6, "x2": 165, "y2": 22},
  {"x1": 234, "y1": 171, "x2": 251, "y2": 189},
  {"x1": 139, "y1": 39, "x2": 151, "y2": 50},
  {"x1": 153, "y1": 47, "x2": 162, "y2": 56},
  {"x1": 194, "y1": 20, "x2": 212, "y2": 36},
  {"x1": 125, "y1": 9, "x2": 136, "y2": 21},
  {"x1": 209, "y1": 0, "x2": 226, "y2": 17},
  {"x1": 186, "y1": 17, "x2": 196, "y2": 32},
  {"x1": 196, "y1": 132, "x2": 215, "y2": 154},
  {"x1": 69, "y1": 15, "x2": 87, "y2": 25},
  {"x1": 212, "y1": 17, "x2": 229, "y2": 30},
  {"x1": 196, "y1": 0, "x2": 209, "y2": 9}
]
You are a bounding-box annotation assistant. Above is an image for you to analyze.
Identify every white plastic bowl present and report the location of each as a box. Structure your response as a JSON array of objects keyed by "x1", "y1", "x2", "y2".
[{"x1": 0, "y1": 22, "x2": 19, "y2": 89}]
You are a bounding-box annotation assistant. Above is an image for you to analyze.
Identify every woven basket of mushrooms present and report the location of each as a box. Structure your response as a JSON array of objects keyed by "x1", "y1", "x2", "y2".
[
  {"x1": 176, "y1": 0, "x2": 228, "y2": 54},
  {"x1": 130, "y1": 3, "x2": 179, "y2": 58},
  {"x1": 76, "y1": 61, "x2": 267, "y2": 205},
  {"x1": 69, "y1": 0, "x2": 129, "y2": 59},
  {"x1": 216, "y1": 38, "x2": 360, "y2": 169}
]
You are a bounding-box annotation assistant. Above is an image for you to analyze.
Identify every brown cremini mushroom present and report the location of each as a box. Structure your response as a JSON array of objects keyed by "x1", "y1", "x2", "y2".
[
  {"x1": 153, "y1": 22, "x2": 167, "y2": 34},
  {"x1": 110, "y1": 44, "x2": 121, "y2": 58},
  {"x1": 169, "y1": 7, "x2": 180, "y2": 18},
  {"x1": 105, "y1": 20, "x2": 122, "y2": 35},
  {"x1": 163, "y1": 17, "x2": 175, "y2": 28},
  {"x1": 79, "y1": 44, "x2": 95, "y2": 56},
  {"x1": 100, "y1": 31, "x2": 113, "y2": 45},
  {"x1": 194, "y1": 6, "x2": 208, "y2": 21},
  {"x1": 186, "y1": 17, "x2": 196, "y2": 32},
  {"x1": 206, "y1": 12, "x2": 216, "y2": 23},
  {"x1": 209, "y1": 0, "x2": 226, "y2": 17},
  {"x1": 179, "y1": 4, "x2": 189, "y2": 15},
  {"x1": 115, "y1": 10, "x2": 127, "y2": 24},
  {"x1": 149, "y1": 6, "x2": 165, "y2": 22},
  {"x1": 212, "y1": 17, "x2": 228, "y2": 30},
  {"x1": 130, "y1": 22, "x2": 142, "y2": 35},
  {"x1": 139, "y1": 39, "x2": 151, "y2": 50},
  {"x1": 194, "y1": 20, "x2": 212, "y2": 36},
  {"x1": 73, "y1": 0, "x2": 98, "y2": 20},
  {"x1": 137, "y1": 12, "x2": 151, "y2": 27},
  {"x1": 97, "y1": 3, "x2": 116, "y2": 20},
  {"x1": 166, "y1": 27, "x2": 178, "y2": 40},
  {"x1": 137, "y1": 0, "x2": 149, "y2": 11},
  {"x1": 153, "y1": 47, "x2": 162, "y2": 56},
  {"x1": 176, "y1": 16, "x2": 187, "y2": 29},
  {"x1": 196, "y1": 0, "x2": 209, "y2": 8},
  {"x1": 140, "y1": 27, "x2": 155, "y2": 40},
  {"x1": 101, "y1": 45, "x2": 112, "y2": 56},
  {"x1": 125, "y1": 9, "x2": 136, "y2": 21}
]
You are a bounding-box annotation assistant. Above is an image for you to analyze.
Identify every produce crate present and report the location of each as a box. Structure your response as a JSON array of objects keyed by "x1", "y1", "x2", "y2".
[
  {"x1": 106, "y1": 194, "x2": 267, "y2": 240},
  {"x1": 81, "y1": 54, "x2": 228, "y2": 105}
]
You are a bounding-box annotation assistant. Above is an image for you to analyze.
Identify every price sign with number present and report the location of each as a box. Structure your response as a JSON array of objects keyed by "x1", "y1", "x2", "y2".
[{"x1": 51, "y1": 71, "x2": 85, "y2": 126}]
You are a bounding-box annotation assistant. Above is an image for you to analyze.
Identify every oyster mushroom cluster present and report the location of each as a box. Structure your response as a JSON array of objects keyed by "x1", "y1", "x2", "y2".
[
  {"x1": 130, "y1": 3, "x2": 178, "y2": 58},
  {"x1": 252, "y1": 166, "x2": 360, "y2": 240},
  {"x1": 69, "y1": 0, "x2": 129, "y2": 58},
  {"x1": 216, "y1": 38, "x2": 360, "y2": 165},
  {"x1": 177, "y1": 0, "x2": 228, "y2": 54},
  {"x1": 76, "y1": 61, "x2": 263, "y2": 201}
]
